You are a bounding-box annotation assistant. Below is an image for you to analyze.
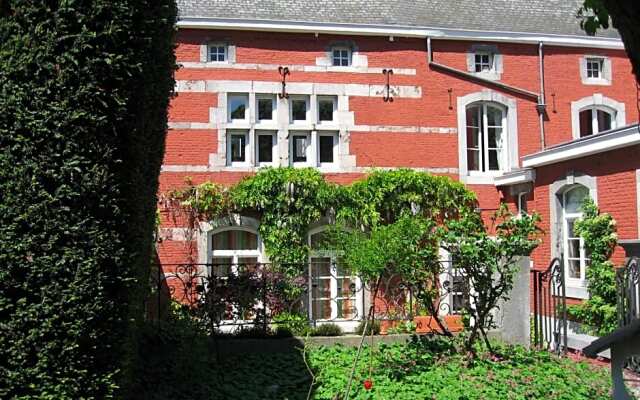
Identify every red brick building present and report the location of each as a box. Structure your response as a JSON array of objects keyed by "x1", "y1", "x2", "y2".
[{"x1": 159, "y1": 0, "x2": 640, "y2": 330}]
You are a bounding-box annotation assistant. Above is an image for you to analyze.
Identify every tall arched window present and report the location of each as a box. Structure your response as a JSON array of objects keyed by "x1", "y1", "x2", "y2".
[
  {"x1": 210, "y1": 228, "x2": 260, "y2": 276},
  {"x1": 578, "y1": 106, "x2": 616, "y2": 137},
  {"x1": 562, "y1": 185, "x2": 590, "y2": 284},
  {"x1": 308, "y1": 228, "x2": 361, "y2": 322},
  {"x1": 466, "y1": 102, "x2": 506, "y2": 173}
]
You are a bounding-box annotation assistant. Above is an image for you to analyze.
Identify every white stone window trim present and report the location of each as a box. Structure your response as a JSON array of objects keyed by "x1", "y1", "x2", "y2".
[
  {"x1": 308, "y1": 225, "x2": 364, "y2": 326},
  {"x1": 317, "y1": 131, "x2": 339, "y2": 170},
  {"x1": 255, "y1": 130, "x2": 278, "y2": 167},
  {"x1": 316, "y1": 41, "x2": 368, "y2": 69},
  {"x1": 549, "y1": 172, "x2": 597, "y2": 299},
  {"x1": 570, "y1": 94, "x2": 625, "y2": 140},
  {"x1": 289, "y1": 95, "x2": 311, "y2": 125},
  {"x1": 255, "y1": 94, "x2": 278, "y2": 125},
  {"x1": 226, "y1": 130, "x2": 251, "y2": 167},
  {"x1": 200, "y1": 41, "x2": 236, "y2": 64},
  {"x1": 579, "y1": 55, "x2": 612, "y2": 86},
  {"x1": 466, "y1": 44, "x2": 503, "y2": 81},
  {"x1": 457, "y1": 90, "x2": 518, "y2": 185}
]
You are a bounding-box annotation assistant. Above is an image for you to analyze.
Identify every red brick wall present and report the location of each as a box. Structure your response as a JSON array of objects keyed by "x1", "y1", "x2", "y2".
[{"x1": 161, "y1": 28, "x2": 638, "y2": 278}]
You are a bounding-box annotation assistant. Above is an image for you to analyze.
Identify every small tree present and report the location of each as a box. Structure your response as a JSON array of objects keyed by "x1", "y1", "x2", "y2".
[
  {"x1": 440, "y1": 206, "x2": 541, "y2": 355},
  {"x1": 567, "y1": 198, "x2": 618, "y2": 336}
]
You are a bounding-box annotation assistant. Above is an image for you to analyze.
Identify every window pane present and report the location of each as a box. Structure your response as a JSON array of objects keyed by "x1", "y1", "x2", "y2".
[
  {"x1": 488, "y1": 149, "x2": 500, "y2": 170},
  {"x1": 565, "y1": 186, "x2": 589, "y2": 213},
  {"x1": 567, "y1": 238, "x2": 581, "y2": 258},
  {"x1": 467, "y1": 149, "x2": 480, "y2": 171},
  {"x1": 312, "y1": 300, "x2": 332, "y2": 320},
  {"x1": 292, "y1": 135, "x2": 307, "y2": 162},
  {"x1": 257, "y1": 135, "x2": 273, "y2": 163},
  {"x1": 212, "y1": 257, "x2": 232, "y2": 276},
  {"x1": 291, "y1": 99, "x2": 307, "y2": 120},
  {"x1": 466, "y1": 106, "x2": 481, "y2": 127},
  {"x1": 568, "y1": 259, "x2": 581, "y2": 279},
  {"x1": 487, "y1": 127, "x2": 502, "y2": 148},
  {"x1": 486, "y1": 106, "x2": 503, "y2": 127},
  {"x1": 209, "y1": 45, "x2": 226, "y2": 62},
  {"x1": 230, "y1": 134, "x2": 245, "y2": 162},
  {"x1": 337, "y1": 298, "x2": 356, "y2": 319},
  {"x1": 319, "y1": 136, "x2": 334, "y2": 163},
  {"x1": 319, "y1": 100, "x2": 334, "y2": 121},
  {"x1": 597, "y1": 109, "x2": 612, "y2": 132},
  {"x1": 311, "y1": 258, "x2": 331, "y2": 277},
  {"x1": 258, "y1": 98, "x2": 273, "y2": 120},
  {"x1": 312, "y1": 279, "x2": 331, "y2": 298},
  {"x1": 212, "y1": 230, "x2": 258, "y2": 250},
  {"x1": 229, "y1": 96, "x2": 247, "y2": 120},
  {"x1": 338, "y1": 278, "x2": 356, "y2": 297},
  {"x1": 579, "y1": 109, "x2": 593, "y2": 137}
]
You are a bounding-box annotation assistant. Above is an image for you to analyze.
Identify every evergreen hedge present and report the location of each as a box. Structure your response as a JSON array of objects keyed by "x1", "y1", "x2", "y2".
[{"x1": 0, "y1": 1, "x2": 176, "y2": 398}]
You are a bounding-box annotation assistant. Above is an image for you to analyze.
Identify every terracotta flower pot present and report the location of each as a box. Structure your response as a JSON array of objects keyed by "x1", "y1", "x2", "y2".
[
  {"x1": 379, "y1": 320, "x2": 396, "y2": 335},
  {"x1": 444, "y1": 315, "x2": 464, "y2": 332}
]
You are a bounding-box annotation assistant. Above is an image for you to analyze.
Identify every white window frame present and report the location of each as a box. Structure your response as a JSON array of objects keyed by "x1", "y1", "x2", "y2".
[
  {"x1": 562, "y1": 187, "x2": 590, "y2": 287},
  {"x1": 255, "y1": 130, "x2": 277, "y2": 167},
  {"x1": 570, "y1": 94, "x2": 625, "y2": 139},
  {"x1": 466, "y1": 102, "x2": 507, "y2": 176},
  {"x1": 581, "y1": 55, "x2": 611, "y2": 85},
  {"x1": 317, "y1": 132, "x2": 338, "y2": 169},
  {"x1": 289, "y1": 95, "x2": 310, "y2": 124},
  {"x1": 317, "y1": 96, "x2": 337, "y2": 124},
  {"x1": 289, "y1": 131, "x2": 312, "y2": 167},
  {"x1": 227, "y1": 130, "x2": 250, "y2": 167},
  {"x1": 208, "y1": 43, "x2": 228, "y2": 63},
  {"x1": 308, "y1": 227, "x2": 363, "y2": 323},
  {"x1": 474, "y1": 51, "x2": 494, "y2": 73},
  {"x1": 578, "y1": 105, "x2": 616, "y2": 137},
  {"x1": 256, "y1": 94, "x2": 277, "y2": 124},
  {"x1": 209, "y1": 227, "x2": 262, "y2": 277},
  {"x1": 331, "y1": 46, "x2": 352, "y2": 67},
  {"x1": 227, "y1": 93, "x2": 249, "y2": 122},
  {"x1": 585, "y1": 57, "x2": 603, "y2": 79}
]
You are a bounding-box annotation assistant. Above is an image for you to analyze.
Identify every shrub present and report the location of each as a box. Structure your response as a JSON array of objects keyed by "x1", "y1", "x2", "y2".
[
  {"x1": 272, "y1": 311, "x2": 311, "y2": 336},
  {"x1": 0, "y1": 2, "x2": 177, "y2": 398},
  {"x1": 355, "y1": 319, "x2": 381, "y2": 335},
  {"x1": 311, "y1": 323, "x2": 344, "y2": 337}
]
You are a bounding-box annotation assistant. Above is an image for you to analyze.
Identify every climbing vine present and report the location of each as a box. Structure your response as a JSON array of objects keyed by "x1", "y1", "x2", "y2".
[{"x1": 567, "y1": 198, "x2": 618, "y2": 336}]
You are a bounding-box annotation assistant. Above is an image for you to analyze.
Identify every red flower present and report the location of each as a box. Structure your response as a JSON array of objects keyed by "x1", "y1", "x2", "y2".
[{"x1": 363, "y1": 379, "x2": 373, "y2": 390}]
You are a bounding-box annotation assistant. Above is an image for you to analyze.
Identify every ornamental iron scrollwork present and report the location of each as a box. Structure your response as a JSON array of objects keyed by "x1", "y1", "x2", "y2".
[{"x1": 531, "y1": 258, "x2": 568, "y2": 354}]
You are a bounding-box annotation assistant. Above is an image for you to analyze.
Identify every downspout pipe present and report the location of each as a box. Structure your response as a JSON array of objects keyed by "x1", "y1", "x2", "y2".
[{"x1": 537, "y1": 42, "x2": 547, "y2": 150}]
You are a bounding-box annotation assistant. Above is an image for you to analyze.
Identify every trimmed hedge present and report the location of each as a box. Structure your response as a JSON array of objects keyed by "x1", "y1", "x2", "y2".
[{"x1": 0, "y1": 2, "x2": 176, "y2": 398}]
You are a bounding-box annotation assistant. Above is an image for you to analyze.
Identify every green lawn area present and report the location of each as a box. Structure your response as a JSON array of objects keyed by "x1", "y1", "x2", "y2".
[{"x1": 133, "y1": 325, "x2": 611, "y2": 400}]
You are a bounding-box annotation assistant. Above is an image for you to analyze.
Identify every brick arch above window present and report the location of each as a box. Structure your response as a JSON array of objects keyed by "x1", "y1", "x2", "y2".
[
  {"x1": 456, "y1": 90, "x2": 519, "y2": 184},
  {"x1": 570, "y1": 94, "x2": 626, "y2": 139}
]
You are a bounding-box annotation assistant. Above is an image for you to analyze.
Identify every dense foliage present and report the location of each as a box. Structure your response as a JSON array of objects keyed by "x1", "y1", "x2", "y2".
[
  {"x1": 567, "y1": 198, "x2": 618, "y2": 336},
  {"x1": 0, "y1": 1, "x2": 176, "y2": 398},
  {"x1": 132, "y1": 324, "x2": 611, "y2": 400}
]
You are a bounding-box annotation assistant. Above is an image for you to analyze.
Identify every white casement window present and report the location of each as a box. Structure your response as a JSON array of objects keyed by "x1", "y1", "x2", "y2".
[
  {"x1": 578, "y1": 106, "x2": 616, "y2": 137},
  {"x1": 317, "y1": 96, "x2": 337, "y2": 124},
  {"x1": 209, "y1": 228, "x2": 261, "y2": 277},
  {"x1": 289, "y1": 96, "x2": 310, "y2": 124},
  {"x1": 290, "y1": 132, "x2": 311, "y2": 166},
  {"x1": 255, "y1": 131, "x2": 277, "y2": 167},
  {"x1": 562, "y1": 185, "x2": 590, "y2": 285},
  {"x1": 517, "y1": 192, "x2": 529, "y2": 216},
  {"x1": 208, "y1": 43, "x2": 227, "y2": 62},
  {"x1": 227, "y1": 130, "x2": 249, "y2": 166},
  {"x1": 465, "y1": 103, "x2": 506, "y2": 173},
  {"x1": 256, "y1": 95, "x2": 277, "y2": 123},
  {"x1": 474, "y1": 51, "x2": 494, "y2": 73},
  {"x1": 331, "y1": 47, "x2": 351, "y2": 67},
  {"x1": 308, "y1": 229, "x2": 361, "y2": 321},
  {"x1": 586, "y1": 57, "x2": 604, "y2": 79},
  {"x1": 228, "y1": 94, "x2": 249, "y2": 122},
  {"x1": 318, "y1": 133, "x2": 338, "y2": 168}
]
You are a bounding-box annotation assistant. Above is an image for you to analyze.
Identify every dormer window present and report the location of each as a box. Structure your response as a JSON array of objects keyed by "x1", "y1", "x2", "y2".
[
  {"x1": 332, "y1": 47, "x2": 351, "y2": 67},
  {"x1": 208, "y1": 43, "x2": 227, "y2": 62},
  {"x1": 474, "y1": 52, "x2": 494, "y2": 73}
]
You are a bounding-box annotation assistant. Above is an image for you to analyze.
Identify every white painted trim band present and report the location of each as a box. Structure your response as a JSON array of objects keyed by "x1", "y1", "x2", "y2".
[
  {"x1": 161, "y1": 164, "x2": 459, "y2": 175},
  {"x1": 493, "y1": 169, "x2": 535, "y2": 186},
  {"x1": 179, "y1": 61, "x2": 416, "y2": 76},
  {"x1": 177, "y1": 17, "x2": 624, "y2": 50},
  {"x1": 522, "y1": 124, "x2": 640, "y2": 168}
]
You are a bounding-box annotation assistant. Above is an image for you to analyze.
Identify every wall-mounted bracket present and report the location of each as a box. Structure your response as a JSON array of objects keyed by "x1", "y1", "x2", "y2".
[
  {"x1": 278, "y1": 66, "x2": 290, "y2": 99},
  {"x1": 383, "y1": 69, "x2": 394, "y2": 102}
]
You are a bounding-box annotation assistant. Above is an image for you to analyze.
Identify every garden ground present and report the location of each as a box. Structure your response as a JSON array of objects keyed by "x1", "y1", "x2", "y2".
[{"x1": 131, "y1": 323, "x2": 613, "y2": 400}]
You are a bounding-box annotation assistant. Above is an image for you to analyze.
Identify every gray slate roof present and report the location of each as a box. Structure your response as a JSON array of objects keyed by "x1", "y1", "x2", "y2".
[{"x1": 177, "y1": 0, "x2": 618, "y2": 38}]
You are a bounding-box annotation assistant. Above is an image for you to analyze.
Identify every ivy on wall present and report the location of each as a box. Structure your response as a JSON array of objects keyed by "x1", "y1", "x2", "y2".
[{"x1": 567, "y1": 198, "x2": 618, "y2": 336}]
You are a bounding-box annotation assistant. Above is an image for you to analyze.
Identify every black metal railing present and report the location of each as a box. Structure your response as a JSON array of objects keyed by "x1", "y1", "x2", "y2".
[
  {"x1": 531, "y1": 258, "x2": 567, "y2": 354},
  {"x1": 617, "y1": 256, "x2": 640, "y2": 327},
  {"x1": 146, "y1": 261, "x2": 466, "y2": 334}
]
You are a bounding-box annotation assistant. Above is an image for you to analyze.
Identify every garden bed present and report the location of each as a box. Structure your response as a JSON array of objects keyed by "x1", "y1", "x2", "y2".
[{"x1": 132, "y1": 324, "x2": 612, "y2": 400}]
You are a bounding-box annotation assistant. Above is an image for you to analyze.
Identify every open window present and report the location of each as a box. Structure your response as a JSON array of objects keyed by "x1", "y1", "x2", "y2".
[
  {"x1": 561, "y1": 185, "x2": 590, "y2": 285},
  {"x1": 465, "y1": 102, "x2": 506, "y2": 173}
]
